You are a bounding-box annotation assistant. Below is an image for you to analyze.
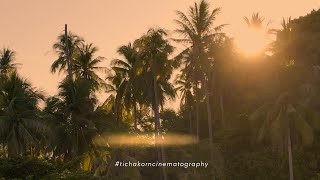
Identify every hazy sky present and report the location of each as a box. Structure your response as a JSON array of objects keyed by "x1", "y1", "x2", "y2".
[{"x1": 0, "y1": 0, "x2": 319, "y2": 104}]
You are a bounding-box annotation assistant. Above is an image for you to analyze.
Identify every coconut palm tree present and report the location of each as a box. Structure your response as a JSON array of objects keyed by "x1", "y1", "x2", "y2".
[
  {"x1": 73, "y1": 43, "x2": 106, "y2": 89},
  {"x1": 0, "y1": 73, "x2": 47, "y2": 157},
  {"x1": 272, "y1": 17, "x2": 293, "y2": 63},
  {"x1": 258, "y1": 17, "x2": 295, "y2": 180},
  {"x1": 135, "y1": 28, "x2": 175, "y2": 180},
  {"x1": 51, "y1": 32, "x2": 84, "y2": 77},
  {"x1": 57, "y1": 78, "x2": 98, "y2": 157},
  {"x1": 0, "y1": 48, "x2": 18, "y2": 76},
  {"x1": 175, "y1": 73, "x2": 194, "y2": 134},
  {"x1": 174, "y1": 0, "x2": 225, "y2": 147},
  {"x1": 105, "y1": 67, "x2": 128, "y2": 128},
  {"x1": 208, "y1": 37, "x2": 235, "y2": 128},
  {"x1": 135, "y1": 28, "x2": 176, "y2": 135},
  {"x1": 251, "y1": 18, "x2": 316, "y2": 179},
  {"x1": 244, "y1": 13, "x2": 267, "y2": 30},
  {"x1": 250, "y1": 91, "x2": 315, "y2": 180},
  {"x1": 111, "y1": 43, "x2": 141, "y2": 130}
]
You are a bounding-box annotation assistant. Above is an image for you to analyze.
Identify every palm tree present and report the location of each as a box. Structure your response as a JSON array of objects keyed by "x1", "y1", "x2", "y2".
[
  {"x1": 74, "y1": 43, "x2": 106, "y2": 89},
  {"x1": 179, "y1": 54, "x2": 203, "y2": 141},
  {"x1": 244, "y1": 13, "x2": 267, "y2": 30},
  {"x1": 105, "y1": 67, "x2": 128, "y2": 128},
  {"x1": 272, "y1": 17, "x2": 293, "y2": 63},
  {"x1": 111, "y1": 43, "x2": 141, "y2": 130},
  {"x1": 0, "y1": 48, "x2": 18, "y2": 76},
  {"x1": 51, "y1": 32, "x2": 83, "y2": 77},
  {"x1": 261, "y1": 17, "x2": 295, "y2": 180},
  {"x1": 55, "y1": 78, "x2": 98, "y2": 157},
  {"x1": 175, "y1": 74, "x2": 194, "y2": 134},
  {"x1": 208, "y1": 37, "x2": 235, "y2": 128},
  {"x1": 174, "y1": 0, "x2": 225, "y2": 147},
  {"x1": 135, "y1": 28, "x2": 176, "y2": 135},
  {"x1": 135, "y1": 28, "x2": 175, "y2": 180},
  {"x1": 250, "y1": 92, "x2": 314, "y2": 180},
  {"x1": 0, "y1": 73, "x2": 47, "y2": 157}
]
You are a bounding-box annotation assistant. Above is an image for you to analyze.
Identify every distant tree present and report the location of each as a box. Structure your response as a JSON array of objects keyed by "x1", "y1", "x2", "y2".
[{"x1": 244, "y1": 13, "x2": 267, "y2": 30}]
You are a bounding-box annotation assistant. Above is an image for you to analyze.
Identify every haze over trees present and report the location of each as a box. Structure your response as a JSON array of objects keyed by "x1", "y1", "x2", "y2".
[{"x1": 1, "y1": 1, "x2": 320, "y2": 179}]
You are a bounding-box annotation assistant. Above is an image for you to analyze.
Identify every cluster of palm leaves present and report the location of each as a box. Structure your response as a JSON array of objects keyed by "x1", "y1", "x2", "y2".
[
  {"x1": 105, "y1": 29, "x2": 176, "y2": 134},
  {"x1": 0, "y1": 49, "x2": 47, "y2": 157}
]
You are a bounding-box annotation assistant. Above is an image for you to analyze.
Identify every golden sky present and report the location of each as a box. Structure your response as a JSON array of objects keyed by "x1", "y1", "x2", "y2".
[{"x1": 0, "y1": 0, "x2": 319, "y2": 104}]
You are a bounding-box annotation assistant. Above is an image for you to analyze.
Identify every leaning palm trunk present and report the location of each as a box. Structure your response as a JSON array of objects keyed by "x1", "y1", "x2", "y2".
[
  {"x1": 287, "y1": 127, "x2": 294, "y2": 180},
  {"x1": 153, "y1": 77, "x2": 167, "y2": 180}
]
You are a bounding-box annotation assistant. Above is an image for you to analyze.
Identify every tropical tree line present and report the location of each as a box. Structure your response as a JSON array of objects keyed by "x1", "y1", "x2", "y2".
[{"x1": 1, "y1": 0, "x2": 320, "y2": 179}]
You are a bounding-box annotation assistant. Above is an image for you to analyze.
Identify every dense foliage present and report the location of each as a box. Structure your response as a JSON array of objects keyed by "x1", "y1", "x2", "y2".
[{"x1": 0, "y1": 1, "x2": 320, "y2": 179}]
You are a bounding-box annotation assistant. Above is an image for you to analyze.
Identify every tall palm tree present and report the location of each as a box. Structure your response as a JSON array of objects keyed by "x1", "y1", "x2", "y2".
[
  {"x1": 74, "y1": 43, "x2": 106, "y2": 89},
  {"x1": 0, "y1": 73, "x2": 47, "y2": 157},
  {"x1": 51, "y1": 32, "x2": 83, "y2": 77},
  {"x1": 174, "y1": 0, "x2": 225, "y2": 146},
  {"x1": 111, "y1": 43, "x2": 141, "y2": 130},
  {"x1": 135, "y1": 28, "x2": 176, "y2": 135},
  {"x1": 264, "y1": 17, "x2": 296, "y2": 180},
  {"x1": 0, "y1": 48, "x2": 18, "y2": 76},
  {"x1": 135, "y1": 28, "x2": 175, "y2": 180}
]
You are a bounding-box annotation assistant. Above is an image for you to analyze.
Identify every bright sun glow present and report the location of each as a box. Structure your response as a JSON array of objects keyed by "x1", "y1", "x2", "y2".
[
  {"x1": 93, "y1": 133, "x2": 197, "y2": 147},
  {"x1": 235, "y1": 28, "x2": 268, "y2": 56}
]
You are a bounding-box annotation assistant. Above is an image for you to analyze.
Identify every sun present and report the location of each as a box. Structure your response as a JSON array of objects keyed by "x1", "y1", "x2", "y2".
[{"x1": 235, "y1": 28, "x2": 268, "y2": 56}]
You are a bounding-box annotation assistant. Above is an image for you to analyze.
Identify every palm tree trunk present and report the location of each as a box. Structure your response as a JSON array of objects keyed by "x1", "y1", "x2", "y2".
[
  {"x1": 134, "y1": 103, "x2": 138, "y2": 131},
  {"x1": 196, "y1": 102, "x2": 200, "y2": 142},
  {"x1": 153, "y1": 77, "x2": 167, "y2": 180},
  {"x1": 189, "y1": 110, "x2": 192, "y2": 134},
  {"x1": 202, "y1": 75, "x2": 213, "y2": 145},
  {"x1": 65, "y1": 24, "x2": 73, "y2": 80},
  {"x1": 219, "y1": 93, "x2": 225, "y2": 128},
  {"x1": 2, "y1": 143, "x2": 5, "y2": 158},
  {"x1": 194, "y1": 84, "x2": 200, "y2": 142},
  {"x1": 115, "y1": 102, "x2": 120, "y2": 128},
  {"x1": 287, "y1": 127, "x2": 294, "y2": 180},
  {"x1": 202, "y1": 75, "x2": 215, "y2": 180}
]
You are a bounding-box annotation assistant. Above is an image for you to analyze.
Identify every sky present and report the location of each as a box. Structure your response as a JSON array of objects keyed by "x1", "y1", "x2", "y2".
[{"x1": 0, "y1": 0, "x2": 319, "y2": 106}]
